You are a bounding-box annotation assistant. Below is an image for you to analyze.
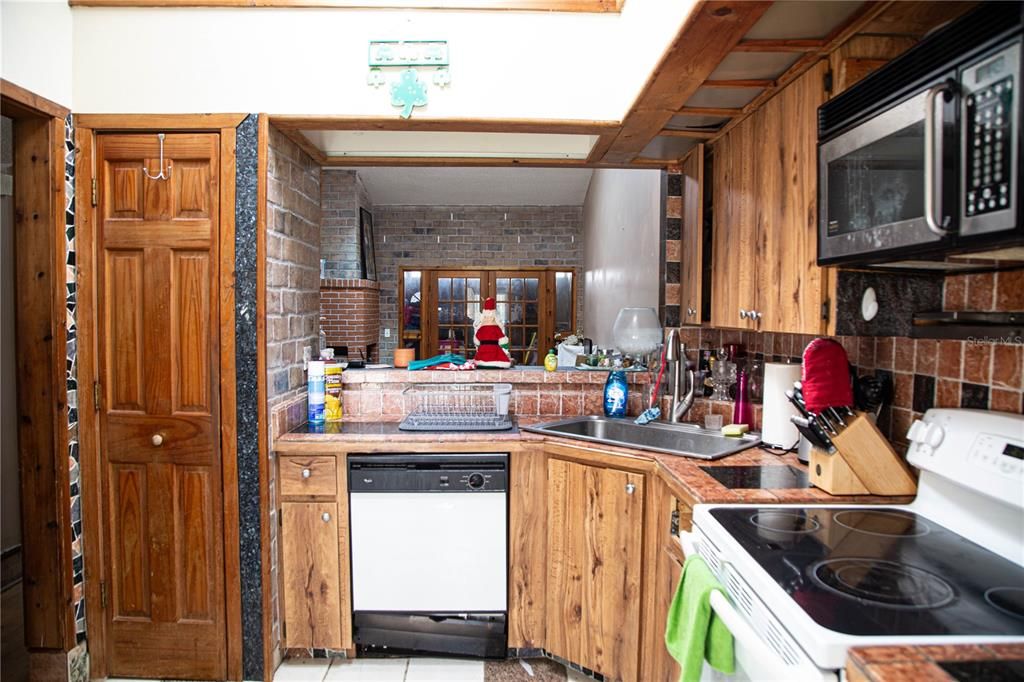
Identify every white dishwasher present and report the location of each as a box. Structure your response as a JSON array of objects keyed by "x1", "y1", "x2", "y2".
[{"x1": 348, "y1": 453, "x2": 508, "y2": 658}]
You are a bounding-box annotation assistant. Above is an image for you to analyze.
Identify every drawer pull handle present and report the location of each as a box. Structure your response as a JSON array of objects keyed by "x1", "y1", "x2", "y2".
[
  {"x1": 321, "y1": 512, "x2": 331, "y2": 523},
  {"x1": 302, "y1": 468, "x2": 312, "y2": 479},
  {"x1": 625, "y1": 482, "x2": 636, "y2": 495},
  {"x1": 151, "y1": 433, "x2": 164, "y2": 447}
]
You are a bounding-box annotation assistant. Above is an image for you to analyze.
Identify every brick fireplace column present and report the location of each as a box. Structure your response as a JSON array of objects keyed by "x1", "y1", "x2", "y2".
[{"x1": 320, "y1": 278, "x2": 381, "y2": 363}]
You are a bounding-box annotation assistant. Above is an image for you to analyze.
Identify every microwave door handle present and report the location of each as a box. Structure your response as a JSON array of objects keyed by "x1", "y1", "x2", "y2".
[{"x1": 924, "y1": 81, "x2": 956, "y2": 236}]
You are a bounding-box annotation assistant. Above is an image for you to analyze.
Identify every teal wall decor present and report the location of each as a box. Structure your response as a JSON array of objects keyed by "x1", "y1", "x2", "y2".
[
  {"x1": 391, "y1": 69, "x2": 429, "y2": 119},
  {"x1": 368, "y1": 40, "x2": 450, "y2": 119}
]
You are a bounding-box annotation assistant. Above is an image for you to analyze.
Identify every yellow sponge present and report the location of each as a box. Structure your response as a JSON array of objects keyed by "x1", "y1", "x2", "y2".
[{"x1": 722, "y1": 423, "x2": 749, "y2": 437}]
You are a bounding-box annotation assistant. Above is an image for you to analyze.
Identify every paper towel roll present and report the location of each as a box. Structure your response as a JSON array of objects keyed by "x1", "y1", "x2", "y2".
[{"x1": 762, "y1": 362, "x2": 803, "y2": 448}]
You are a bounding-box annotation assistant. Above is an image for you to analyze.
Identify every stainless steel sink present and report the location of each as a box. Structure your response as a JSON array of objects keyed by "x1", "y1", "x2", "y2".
[{"x1": 523, "y1": 416, "x2": 761, "y2": 460}]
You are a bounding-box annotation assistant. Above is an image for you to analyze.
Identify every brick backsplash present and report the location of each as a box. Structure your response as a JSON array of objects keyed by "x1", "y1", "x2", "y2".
[
  {"x1": 338, "y1": 368, "x2": 652, "y2": 421},
  {"x1": 669, "y1": 327, "x2": 1024, "y2": 449}
]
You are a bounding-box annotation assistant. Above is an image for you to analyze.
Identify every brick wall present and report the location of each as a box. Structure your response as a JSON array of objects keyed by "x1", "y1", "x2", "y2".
[
  {"x1": 371, "y1": 205, "x2": 584, "y2": 362},
  {"x1": 320, "y1": 278, "x2": 380, "y2": 362},
  {"x1": 321, "y1": 170, "x2": 372, "y2": 280},
  {"x1": 266, "y1": 127, "x2": 321, "y2": 404}
]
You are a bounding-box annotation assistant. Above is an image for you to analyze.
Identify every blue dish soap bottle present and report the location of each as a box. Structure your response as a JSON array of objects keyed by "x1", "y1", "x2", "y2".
[{"x1": 604, "y1": 365, "x2": 628, "y2": 418}]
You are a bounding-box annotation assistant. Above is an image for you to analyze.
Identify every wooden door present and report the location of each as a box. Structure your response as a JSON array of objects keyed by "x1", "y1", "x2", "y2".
[
  {"x1": 489, "y1": 270, "x2": 549, "y2": 365},
  {"x1": 281, "y1": 502, "x2": 343, "y2": 648},
  {"x1": 755, "y1": 61, "x2": 830, "y2": 334},
  {"x1": 710, "y1": 116, "x2": 758, "y2": 330},
  {"x1": 96, "y1": 133, "x2": 226, "y2": 679},
  {"x1": 546, "y1": 459, "x2": 644, "y2": 682},
  {"x1": 426, "y1": 269, "x2": 485, "y2": 358},
  {"x1": 680, "y1": 145, "x2": 704, "y2": 326}
]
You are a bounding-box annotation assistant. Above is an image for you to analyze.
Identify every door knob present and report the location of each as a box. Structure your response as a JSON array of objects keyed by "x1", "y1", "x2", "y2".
[
  {"x1": 321, "y1": 512, "x2": 331, "y2": 522},
  {"x1": 625, "y1": 482, "x2": 636, "y2": 495},
  {"x1": 151, "y1": 433, "x2": 164, "y2": 446}
]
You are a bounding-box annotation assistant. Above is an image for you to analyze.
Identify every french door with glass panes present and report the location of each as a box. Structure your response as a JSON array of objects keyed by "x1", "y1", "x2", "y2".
[{"x1": 406, "y1": 268, "x2": 575, "y2": 364}]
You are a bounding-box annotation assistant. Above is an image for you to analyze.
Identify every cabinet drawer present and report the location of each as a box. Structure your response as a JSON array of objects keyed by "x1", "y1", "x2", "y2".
[{"x1": 280, "y1": 456, "x2": 337, "y2": 498}]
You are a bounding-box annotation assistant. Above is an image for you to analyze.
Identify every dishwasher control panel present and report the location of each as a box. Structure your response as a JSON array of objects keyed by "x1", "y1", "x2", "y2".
[{"x1": 349, "y1": 453, "x2": 508, "y2": 492}]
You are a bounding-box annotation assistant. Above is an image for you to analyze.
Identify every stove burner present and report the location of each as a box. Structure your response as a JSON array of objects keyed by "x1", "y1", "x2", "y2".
[
  {"x1": 985, "y1": 587, "x2": 1024, "y2": 620},
  {"x1": 812, "y1": 558, "x2": 956, "y2": 610},
  {"x1": 833, "y1": 510, "x2": 930, "y2": 537},
  {"x1": 749, "y1": 510, "x2": 821, "y2": 535}
]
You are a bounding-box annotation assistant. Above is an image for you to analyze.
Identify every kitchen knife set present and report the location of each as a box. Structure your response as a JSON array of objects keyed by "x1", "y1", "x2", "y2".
[{"x1": 787, "y1": 338, "x2": 917, "y2": 496}]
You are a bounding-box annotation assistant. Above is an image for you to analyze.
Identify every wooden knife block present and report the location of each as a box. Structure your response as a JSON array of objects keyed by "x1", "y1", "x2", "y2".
[{"x1": 809, "y1": 412, "x2": 917, "y2": 496}]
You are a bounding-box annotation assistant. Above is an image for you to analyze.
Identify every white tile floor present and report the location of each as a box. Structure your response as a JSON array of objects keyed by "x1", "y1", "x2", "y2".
[{"x1": 271, "y1": 657, "x2": 595, "y2": 682}]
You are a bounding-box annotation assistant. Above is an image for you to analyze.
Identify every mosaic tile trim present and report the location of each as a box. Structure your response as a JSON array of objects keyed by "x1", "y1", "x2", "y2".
[
  {"x1": 662, "y1": 167, "x2": 682, "y2": 328},
  {"x1": 64, "y1": 114, "x2": 86, "y2": 645}
]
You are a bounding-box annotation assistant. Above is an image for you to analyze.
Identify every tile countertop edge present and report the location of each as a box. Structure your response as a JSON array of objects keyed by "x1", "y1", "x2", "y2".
[{"x1": 273, "y1": 423, "x2": 914, "y2": 507}]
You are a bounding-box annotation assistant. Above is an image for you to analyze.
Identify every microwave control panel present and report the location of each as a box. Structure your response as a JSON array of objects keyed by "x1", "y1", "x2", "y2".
[{"x1": 960, "y1": 40, "x2": 1020, "y2": 236}]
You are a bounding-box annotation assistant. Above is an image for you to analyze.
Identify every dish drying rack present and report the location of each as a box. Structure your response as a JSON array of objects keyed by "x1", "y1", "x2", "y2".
[{"x1": 398, "y1": 383, "x2": 513, "y2": 431}]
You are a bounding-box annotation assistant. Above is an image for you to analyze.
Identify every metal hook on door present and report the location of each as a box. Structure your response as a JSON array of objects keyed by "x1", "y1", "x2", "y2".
[{"x1": 142, "y1": 133, "x2": 173, "y2": 181}]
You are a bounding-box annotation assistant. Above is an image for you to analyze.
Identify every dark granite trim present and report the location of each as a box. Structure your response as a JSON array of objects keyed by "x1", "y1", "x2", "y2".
[
  {"x1": 834, "y1": 270, "x2": 943, "y2": 337},
  {"x1": 658, "y1": 169, "x2": 667, "y2": 320},
  {"x1": 234, "y1": 114, "x2": 264, "y2": 680},
  {"x1": 960, "y1": 382, "x2": 990, "y2": 409}
]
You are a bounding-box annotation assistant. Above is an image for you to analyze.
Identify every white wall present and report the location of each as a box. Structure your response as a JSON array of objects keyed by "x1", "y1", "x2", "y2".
[
  {"x1": 71, "y1": 0, "x2": 697, "y2": 117},
  {"x1": 1, "y1": 0, "x2": 74, "y2": 107},
  {"x1": 582, "y1": 168, "x2": 660, "y2": 348}
]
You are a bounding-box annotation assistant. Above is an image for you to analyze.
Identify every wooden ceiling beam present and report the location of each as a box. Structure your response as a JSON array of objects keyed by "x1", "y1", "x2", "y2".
[
  {"x1": 599, "y1": 0, "x2": 773, "y2": 165},
  {"x1": 317, "y1": 155, "x2": 634, "y2": 168},
  {"x1": 676, "y1": 106, "x2": 741, "y2": 117},
  {"x1": 702, "y1": 78, "x2": 774, "y2": 89},
  {"x1": 732, "y1": 38, "x2": 826, "y2": 52},
  {"x1": 659, "y1": 129, "x2": 716, "y2": 139}
]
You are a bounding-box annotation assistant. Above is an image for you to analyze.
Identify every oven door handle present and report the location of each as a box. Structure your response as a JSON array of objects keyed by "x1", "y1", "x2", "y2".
[{"x1": 924, "y1": 80, "x2": 957, "y2": 236}]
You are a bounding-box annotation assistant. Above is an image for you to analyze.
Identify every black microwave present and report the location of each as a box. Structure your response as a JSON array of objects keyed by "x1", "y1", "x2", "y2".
[{"x1": 818, "y1": 2, "x2": 1024, "y2": 270}]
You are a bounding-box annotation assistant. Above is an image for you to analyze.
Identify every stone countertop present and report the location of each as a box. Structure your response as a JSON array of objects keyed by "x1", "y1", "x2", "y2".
[
  {"x1": 847, "y1": 644, "x2": 1024, "y2": 682},
  {"x1": 276, "y1": 418, "x2": 911, "y2": 506}
]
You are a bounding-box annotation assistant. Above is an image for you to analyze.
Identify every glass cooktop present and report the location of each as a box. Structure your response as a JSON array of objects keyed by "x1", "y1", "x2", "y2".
[{"x1": 710, "y1": 507, "x2": 1024, "y2": 637}]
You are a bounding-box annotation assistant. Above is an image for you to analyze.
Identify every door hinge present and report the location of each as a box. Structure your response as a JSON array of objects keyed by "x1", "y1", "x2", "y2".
[
  {"x1": 93, "y1": 381, "x2": 101, "y2": 411},
  {"x1": 91, "y1": 178, "x2": 97, "y2": 206},
  {"x1": 100, "y1": 582, "x2": 107, "y2": 609},
  {"x1": 824, "y1": 70, "x2": 834, "y2": 95},
  {"x1": 821, "y1": 299, "x2": 831, "y2": 322}
]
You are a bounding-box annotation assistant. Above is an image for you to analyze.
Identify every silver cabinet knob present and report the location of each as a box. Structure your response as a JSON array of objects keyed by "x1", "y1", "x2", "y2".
[
  {"x1": 151, "y1": 433, "x2": 164, "y2": 446},
  {"x1": 687, "y1": 307, "x2": 697, "y2": 317},
  {"x1": 739, "y1": 309, "x2": 749, "y2": 320},
  {"x1": 302, "y1": 468, "x2": 311, "y2": 479},
  {"x1": 625, "y1": 482, "x2": 636, "y2": 495},
  {"x1": 751, "y1": 310, "x2": 762, "y2": 321},
  {"x1": 321, "y1": 512, "x2": 331, "y2": 522}
]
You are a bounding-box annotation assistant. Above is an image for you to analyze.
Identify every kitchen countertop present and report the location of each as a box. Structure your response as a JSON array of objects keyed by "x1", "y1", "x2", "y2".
[
  {"x1": 277, "y1": 418, "x2": 912, "y2": 506},
  {"x1": 847, "y1": 644, "x2": 1024, "y2": 682}
]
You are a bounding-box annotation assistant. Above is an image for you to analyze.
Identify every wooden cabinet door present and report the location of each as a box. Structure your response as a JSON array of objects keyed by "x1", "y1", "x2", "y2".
[
  {"x1": 755, "y1": 61, "x2": 830, "y2": 334},
  {"x1": 650, "y1": 547, "x2": 685, "y2": 682},
  {"x1": 680, "y1": 145, "x2": 704, "y2": 326},
  {"x1": 96, "y1": 133, "x2": 226, "y2": 679},
  {"x1": 281, "y1": 502, "x2": 344, "y2": 649},
  {"x1": 710, "y1": 121, "x2": 758, "y2": 330},
  {"x1": 546, "y1": 459, "x2": 644, "y2": 682}
]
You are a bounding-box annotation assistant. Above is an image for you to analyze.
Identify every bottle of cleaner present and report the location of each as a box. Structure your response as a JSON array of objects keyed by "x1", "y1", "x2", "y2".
[
  {"x1": 544, "y1": 348, "x2": 558, "y2": 372},
  {"x1": 308, "y1": 361, "x2": 326, "y2": 424},
  {"x1": 604, "y1": 368, "x2": 628, "y2": 418}
]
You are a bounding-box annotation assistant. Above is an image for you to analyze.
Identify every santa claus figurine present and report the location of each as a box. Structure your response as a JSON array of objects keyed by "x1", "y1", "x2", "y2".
[{"x1": 473, "y1": 297, "x2": 513, "y2": 368}]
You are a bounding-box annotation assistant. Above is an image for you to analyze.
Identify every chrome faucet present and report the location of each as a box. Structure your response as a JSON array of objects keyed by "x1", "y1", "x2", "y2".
[{"x1": 664, "y1": 329, "x2": 697, "y2": 422}]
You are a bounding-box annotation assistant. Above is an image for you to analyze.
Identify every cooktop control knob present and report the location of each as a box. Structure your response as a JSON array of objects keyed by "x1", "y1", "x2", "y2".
[{"x1": 468, "y1": 473, "x2": 485, "y2": 489}]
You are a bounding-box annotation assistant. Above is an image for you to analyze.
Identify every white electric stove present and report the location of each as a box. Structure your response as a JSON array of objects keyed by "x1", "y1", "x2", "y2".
[{"x1": 683, "y1": 408, "x2": 1024, "y2": 681}]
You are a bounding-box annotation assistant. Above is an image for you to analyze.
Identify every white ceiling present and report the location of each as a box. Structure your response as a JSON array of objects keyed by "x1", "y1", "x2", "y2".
[
  {"x1": 342, "y1": 167, "x2": 596, "y2": 206},
  {"x1": 302, "y1": 130, "x2": 598, "y2": 160}
]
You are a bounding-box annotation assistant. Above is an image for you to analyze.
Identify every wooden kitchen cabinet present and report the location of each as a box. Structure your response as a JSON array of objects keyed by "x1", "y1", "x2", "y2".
[
  {"x1": 281, "y1": 502, "x2": 344, "y2": 648},
  {"x1": 278, "y1": 451, "x2": 352, "y2": 652},
  {"x1": 545, "y1": 457, "x2": 645, "y2": 682},
  {"x1": 680, "y1": 145, "x2": 705, "y2": 326},
  {"x1": 711, "y1": 60, "x2": 831, "y2": 334}
]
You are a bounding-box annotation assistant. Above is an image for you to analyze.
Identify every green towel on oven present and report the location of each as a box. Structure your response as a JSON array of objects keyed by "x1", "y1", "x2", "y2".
[{"x1": 665, "y1": 554, "x2": 735, "y2": 682}]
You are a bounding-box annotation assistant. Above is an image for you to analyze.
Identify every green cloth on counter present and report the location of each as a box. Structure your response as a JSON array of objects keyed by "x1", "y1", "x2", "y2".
[
  {"x1": 407, "y1": 353, "x2": 467, "y2": 371},
  {"x1": 665, "y1": 554, "x2": 735, "y2": 682}
]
